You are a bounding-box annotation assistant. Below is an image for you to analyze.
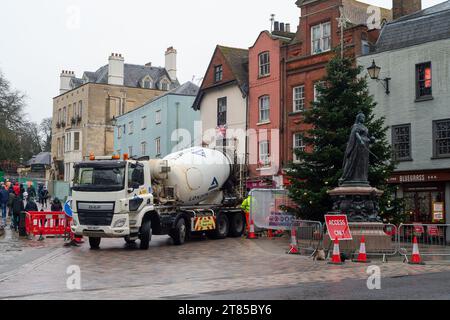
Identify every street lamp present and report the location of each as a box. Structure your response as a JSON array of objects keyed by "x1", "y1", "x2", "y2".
[{"x1": 367, "y1": 60, "x2": 391, "y2": 95}]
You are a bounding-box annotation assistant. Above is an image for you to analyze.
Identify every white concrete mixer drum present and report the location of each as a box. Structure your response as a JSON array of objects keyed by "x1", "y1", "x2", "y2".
[{"x1": 151, "y1": 147, "x2": 233, "y2": 206}]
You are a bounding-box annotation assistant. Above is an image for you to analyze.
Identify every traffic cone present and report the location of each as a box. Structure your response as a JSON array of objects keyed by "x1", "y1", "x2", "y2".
[
  {"x1": 287, "y1": 227, "x2": 300, "y2": 255},
  {"x1": 328, "y1": 238, "x2": 344, "y2": 265},
  {"x1": 247, "y1": 219, "x2": 257, "y2": 239},
  {"x1": 353, "y1": 236, "x2": 371, "y2": 263},
  {"x1": 409, "y1": 237, "x2": 425, "y2": 265}
]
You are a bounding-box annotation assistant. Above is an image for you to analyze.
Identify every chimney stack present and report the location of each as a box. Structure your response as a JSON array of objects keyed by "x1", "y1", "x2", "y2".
[
  {"x1": 280, "y1": 22, "x2": 285, "y2": 32},
  {"x1": 274, "y1": 21, "x2": 280, "y2": 32},
  {"x1": 286, "y1": 23, "x2": 291, "y2": 33},
  {"x1": 165, "y1": 47, "x2": 177, "y2": 81},
  {"x1": 393, "y1": 0, "x2": 422, "y2": 20},
  {"x1": 108, "y1": 53, "x2": 125, "y2": 86},
  {"x1": 60, "y1": 70, "x2": 75, "y2": 95}
]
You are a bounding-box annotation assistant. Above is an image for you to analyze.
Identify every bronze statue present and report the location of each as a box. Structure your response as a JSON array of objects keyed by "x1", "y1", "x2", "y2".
[{"x1": 340, "y1": 112, "x2": 375, "y2": 187}]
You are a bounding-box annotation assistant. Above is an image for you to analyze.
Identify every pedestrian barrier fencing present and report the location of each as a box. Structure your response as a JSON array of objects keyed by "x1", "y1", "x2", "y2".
[
  {"x1": 398, "y1": 224, "x2": 450, "y2": 257},
  {"x1": 292, "y1": 219, "x2": 323, "y2": 254},
  {"x1": 25, "y1": 211, "x2": 72, "y2": 238},
  {"x1": 249, "y1": 189, "x2": 297, "y2": 232}
]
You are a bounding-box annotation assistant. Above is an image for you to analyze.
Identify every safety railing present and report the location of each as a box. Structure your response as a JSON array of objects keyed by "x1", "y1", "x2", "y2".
[
  {"x1": 398, "y1": 224, "x2": 450, "y2": 258},
  {"x1": 25, "y1": 211, "x2": 72, "y2": 239},
  {"x1": 292, "y1": 219, "x2": 323, "y2": 254}
]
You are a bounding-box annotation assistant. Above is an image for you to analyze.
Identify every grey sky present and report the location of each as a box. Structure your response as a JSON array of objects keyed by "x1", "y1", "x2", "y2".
[{"x1": 0, "y1": 0, "x2": 444, "y2": 123}]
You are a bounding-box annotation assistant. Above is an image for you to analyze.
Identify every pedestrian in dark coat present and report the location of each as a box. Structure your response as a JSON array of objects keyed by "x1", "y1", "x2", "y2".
[
  {"x1": 12, "y1": 196, "x2": 24, "y2": 231},
  {"x1": 27, "y1": 185, "x2": 37, "y2": 199},
  {"x1": 25, "y1": 197, "x2": 39, "y2": 212},
  {"x1": 51, "y1": 198, "x2": 63, "y2": 212},
  {"x1": 0, "y1": 186, "x2": 9, "y2": 226}
]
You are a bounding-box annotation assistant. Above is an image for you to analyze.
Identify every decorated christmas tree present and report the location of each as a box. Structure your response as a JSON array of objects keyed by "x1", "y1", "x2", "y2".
[{"x1": 287, "y1": 54, "x2": 404, "y2": 222}]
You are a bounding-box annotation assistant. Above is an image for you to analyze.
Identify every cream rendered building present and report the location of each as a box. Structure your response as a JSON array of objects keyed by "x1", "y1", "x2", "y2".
[{"x1": 52, "y1": 48, "x2": 179, "y2": 181}]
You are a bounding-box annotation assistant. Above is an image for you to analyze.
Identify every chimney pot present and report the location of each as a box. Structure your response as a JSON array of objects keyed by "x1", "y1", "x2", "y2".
[{"x1": 274, "y1": 21, "x2": 280, "y2": 32}]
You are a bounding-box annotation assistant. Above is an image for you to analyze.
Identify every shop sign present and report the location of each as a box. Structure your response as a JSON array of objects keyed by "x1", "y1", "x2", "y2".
[{"x1": 389, "y1": 171, "x2": 450, "y2": 184}]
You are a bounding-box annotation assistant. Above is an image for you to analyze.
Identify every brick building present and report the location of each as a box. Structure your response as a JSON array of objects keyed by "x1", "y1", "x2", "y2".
[{"x1": 282, "y1": 0, "x2": 391, "y2": 175}]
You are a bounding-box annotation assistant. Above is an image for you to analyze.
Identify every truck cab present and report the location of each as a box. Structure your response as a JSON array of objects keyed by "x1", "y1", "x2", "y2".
[{"x1": 71, "y1": 156, "x2": 155, "y2": 249}]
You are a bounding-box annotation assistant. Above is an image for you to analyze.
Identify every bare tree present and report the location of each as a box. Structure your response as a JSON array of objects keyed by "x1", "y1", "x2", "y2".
[{"x1": 40, "y1": 117, "x2": 52, "y2": 152}]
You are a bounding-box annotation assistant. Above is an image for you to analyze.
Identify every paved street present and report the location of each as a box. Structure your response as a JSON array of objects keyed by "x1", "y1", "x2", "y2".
[{"x1": 1, "y1": 228, "x2": 450, "y2": 300}]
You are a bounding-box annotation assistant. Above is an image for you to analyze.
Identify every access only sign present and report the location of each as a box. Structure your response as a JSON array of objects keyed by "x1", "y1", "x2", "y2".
[{"x1": 325, "y1": 214, "x2": 353, "y2": 241}]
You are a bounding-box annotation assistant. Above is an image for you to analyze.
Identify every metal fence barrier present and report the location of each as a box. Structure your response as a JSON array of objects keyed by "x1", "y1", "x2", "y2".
[
  {"x1": 292, "y1": 219, "x2": 323, "y2": 254},
  {"x1": 398, "y1": 224, "x2": 450, "y2": 258}
]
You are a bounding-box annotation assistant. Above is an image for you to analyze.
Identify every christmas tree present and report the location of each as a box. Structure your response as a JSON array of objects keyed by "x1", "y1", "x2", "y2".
[{"x1": 287, "y1": 54, "x2": 404, "y2": 222}]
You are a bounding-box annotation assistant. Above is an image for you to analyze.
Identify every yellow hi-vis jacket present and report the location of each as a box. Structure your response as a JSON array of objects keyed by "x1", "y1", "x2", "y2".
[{"x1": 241, "y1": 195, "x2": 252, "y2": 213}]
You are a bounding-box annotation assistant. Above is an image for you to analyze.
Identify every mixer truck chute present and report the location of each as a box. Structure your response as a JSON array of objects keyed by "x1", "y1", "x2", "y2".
[{"x1": 70, "y1": 147, "x2": 246, "y2": 250}]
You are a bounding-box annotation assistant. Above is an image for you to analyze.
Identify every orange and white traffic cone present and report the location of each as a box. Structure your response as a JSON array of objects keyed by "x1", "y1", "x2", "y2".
[
  {"x1": 409, "y1": 236, "x2": 425, "y2": 265},
  {"x1": 247, "y1": 219, "x2": 258, "y2": 239},
  {"x1": 328, "y1": 238, "x2": 344, "y2": 265},
  {"x1": 287, "y1": 227, "x2": 300, "y2": 255},
  {"x1": 353, "y1": 236, "x2": 371, "y2": 263}
]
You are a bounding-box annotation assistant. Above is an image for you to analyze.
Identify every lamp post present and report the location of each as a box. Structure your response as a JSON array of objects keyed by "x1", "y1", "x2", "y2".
[{"x1": 367, "y1": 60, "x2": 391, "y2": 95}]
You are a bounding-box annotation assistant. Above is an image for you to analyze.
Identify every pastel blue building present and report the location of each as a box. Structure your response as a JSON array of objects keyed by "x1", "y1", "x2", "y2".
[{"x1": 114, "y1": 82, "x2": 200, "y2": 159}]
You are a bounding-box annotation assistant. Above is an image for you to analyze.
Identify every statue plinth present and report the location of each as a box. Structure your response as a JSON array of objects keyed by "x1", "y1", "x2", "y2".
[
  {"x1": 326, "y1": 185, "x2": 392, "y2": 254},
  {"x1": 328, "y1": 185, "x2": 383, "y2": 223}
]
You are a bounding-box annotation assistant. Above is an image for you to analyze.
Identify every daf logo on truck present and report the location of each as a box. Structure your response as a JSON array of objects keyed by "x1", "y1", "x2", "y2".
[{"x1": 71, "y1": 148, "x2": 246, "y2": 250}]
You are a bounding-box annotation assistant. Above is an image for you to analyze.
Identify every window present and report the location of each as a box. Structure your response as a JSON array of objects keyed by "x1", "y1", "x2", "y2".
[
  {"x1": 155, "y1": 137, "x2": 161, "y2": 156},
  {"x1": 311, "y1": 22, "x2": 331, "y2": 54},
  {"x1": 129, "y1": 121, "x2": 134, "y2": 135},
  {"x1": 128, "y1": 146, "x2": 133, "y2": 157},
  {"x1": 416, "y1": 62, "x2": 432, "y2": 99},
  {"x1": 214, "y1": 65, "x2": 223, "y2": 82},
  {"x1": 155, "y1": 110, "x2": 161, "y2": 124},
  {"x1": 293, "y1": 86, "x2": 305, "y2": 112},
  {"x1": 78, "y1": 101, "x2": 83, "y2": 118},
  {"x1": 217, "y1": 97, "x2": 227, "y2": 126},
  {"x1": 259, "y1": 52, "x2": 270, "y2": 76},
  {"x1": 74, "y1": 132, "x2": 80, "y2": 151},
  {"x1": 258, "y1": 96, "x2": 270, "y2": 123},
  {"x1": 141, "y1": 142, "x2": 147, "y2": 155},
  {"x1": 259, "y1": 141, "x2": 270, "y2": 166},
  {"x1": 141, "y1": 116, "x2": 147, "y2": 130},
  {"x1": 434, "y1": 119, "x2": 450, "y2": 158},
  {"x1": 313, "y1": 82, "x2": 323, "y2": 103},
  {"x1": 161, "y1": 81, "x2": 169, "y2": 91},
  {"x1": 392, "y1": 125, "x2": 411, "y2": 161},
  {"x1": 63, "y1": 107, "x2": 67, "y2": 124},
  {"x1": 143, "y1": 78, "x2": 152, "y2": 89},
  {"x1": 293, "y1": 133, "x2": 306, "y2": 163},
  {"x1": 57, "y1": 138, "x2": 61, "y2": 156},
  {"x1": 117, "y1": 126, "x2": 123, "y2": 139},
  {"x1": 128, "y1": 163, "x2": 145, "y2": 187},
  {"x1": 361, "y1": 40, "x2": 370, "y2": 55}
]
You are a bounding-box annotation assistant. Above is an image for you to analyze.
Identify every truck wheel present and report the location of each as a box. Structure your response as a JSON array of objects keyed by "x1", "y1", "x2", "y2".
[
  {"x1": 208, "y1": 213, "x2": 229, "y2": 240},
  {"x1": 229, "y1": 213, "x2": 245, "y2": 238},
  {"x1": 139, "y1": 220, "x2": 152, "y2": 250},
  {"x1": 89, "y1": 237, "x2": 101, "y2": 250},
  {"x1": 171, "y1": 218, "x2": 187, "y2": 246}
]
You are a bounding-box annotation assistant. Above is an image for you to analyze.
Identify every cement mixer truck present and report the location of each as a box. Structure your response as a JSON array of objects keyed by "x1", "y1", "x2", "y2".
[{"x1": 70, "y1": 147, "x2": 246, "y2": 250}]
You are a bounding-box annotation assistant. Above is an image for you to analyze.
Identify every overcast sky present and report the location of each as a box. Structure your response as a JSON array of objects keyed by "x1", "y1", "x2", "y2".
[{"x1": 0, "y1": 0, "x2": 444, "y2": 123}]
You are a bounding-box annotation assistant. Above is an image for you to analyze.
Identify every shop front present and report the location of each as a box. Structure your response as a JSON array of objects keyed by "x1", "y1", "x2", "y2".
[{"x1": 388, "y1": 170, "x2": 450, "y2": 224}]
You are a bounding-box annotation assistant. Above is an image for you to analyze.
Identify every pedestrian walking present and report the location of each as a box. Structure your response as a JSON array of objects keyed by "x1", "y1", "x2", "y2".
[
  {"x1": 25, "y1": 197, "x2": 39, "y2": 212},
  {"x1": 8, "y1": 190, "x2": 16, "y2": 228},
  {"x1": 27, "y1": 184, "x2": 37, "y2": 199},
  {"x1": 51, "y1": 197, "x2": 63, "y2": 212},
  {"x1": 13, "y1": 182, "x2": 20, "y2": 197},
  {"x1": 40, "y1": 186, "x2": 49, "y2": 208},
  {"x1": 12, "y1": 195, "x2": 24, "y2": 232},
  {"x1": 0, "y1": 183, "x2": 9, "y2": 227}
]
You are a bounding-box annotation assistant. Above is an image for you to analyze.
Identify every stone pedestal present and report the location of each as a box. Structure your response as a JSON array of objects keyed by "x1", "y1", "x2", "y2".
[
  {"x1": 323, "y1": 223, "x2": 392, "y2": 253},
  {"x1": 328, "y1": 186, "x2": 384, "y2": 223},
  {"x1": 326, "y1": 186, "x2": 392, "y2": 253}
]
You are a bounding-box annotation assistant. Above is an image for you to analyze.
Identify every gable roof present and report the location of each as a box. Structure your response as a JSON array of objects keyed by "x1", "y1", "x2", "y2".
[
  {"x1": 342, "y1": 0, "x2": 392, "y2": 27},
  {"x1": 373, "y1": 1, "x2": 450, "y2": 53},
  {"x1": 217, "y1": 45, "x2": 249, "y2": 92},
  {"x1": 193, "y1": 45, "x2": 249, "y2": 110}
]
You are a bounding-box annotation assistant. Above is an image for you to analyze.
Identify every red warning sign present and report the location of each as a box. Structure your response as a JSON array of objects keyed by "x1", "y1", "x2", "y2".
[{"x1": 325, "y1": 214, "x2": 353, "y2": 241}]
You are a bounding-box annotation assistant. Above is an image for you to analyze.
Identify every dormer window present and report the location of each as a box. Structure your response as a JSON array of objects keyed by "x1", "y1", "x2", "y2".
[
  {"x1": 142, "y1": 76, "x2": 153, "y2": 89},
  {"x1": 160, "y1": 79, "x2": 170, "y2": 91}
]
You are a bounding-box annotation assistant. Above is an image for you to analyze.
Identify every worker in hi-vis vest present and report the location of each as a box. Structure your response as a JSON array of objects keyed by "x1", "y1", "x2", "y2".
[{"x1": 241, "y1": 189, "x2": 254, "y2": 233}]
